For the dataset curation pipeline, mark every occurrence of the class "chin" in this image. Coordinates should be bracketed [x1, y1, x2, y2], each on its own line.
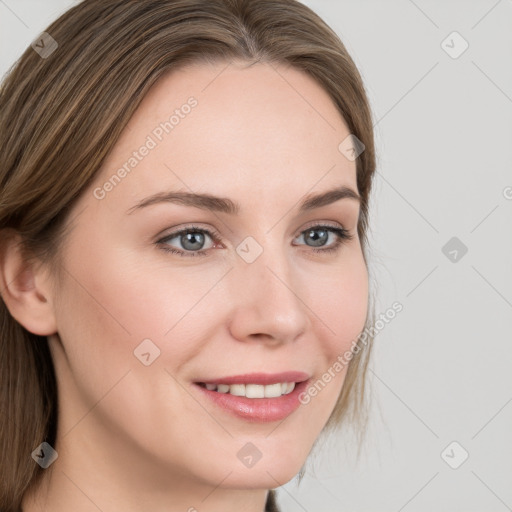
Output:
[202, 438, 313, 490]
[219, 463, 304, 490]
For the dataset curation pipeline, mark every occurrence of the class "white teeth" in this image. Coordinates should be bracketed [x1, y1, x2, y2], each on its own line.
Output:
[264, 383, 283, 398]
[217, 384, 230, 393]
[285, 382, 295, 394]
[246, 384, 265, 398]
[229, 384, 246, 396]
[202, 382, 296, 398]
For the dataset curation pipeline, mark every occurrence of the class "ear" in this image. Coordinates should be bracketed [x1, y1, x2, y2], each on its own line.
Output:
[0, 230, 58, 336]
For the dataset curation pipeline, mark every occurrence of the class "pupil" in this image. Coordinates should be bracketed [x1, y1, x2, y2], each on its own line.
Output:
[307, 229, 327, 247]
[182, 232, 204, 250]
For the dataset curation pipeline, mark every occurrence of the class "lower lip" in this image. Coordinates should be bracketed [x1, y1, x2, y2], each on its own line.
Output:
[194, 380, 310, 423]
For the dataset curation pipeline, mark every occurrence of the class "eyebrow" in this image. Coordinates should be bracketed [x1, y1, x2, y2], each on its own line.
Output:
[126, 185, 360, 215]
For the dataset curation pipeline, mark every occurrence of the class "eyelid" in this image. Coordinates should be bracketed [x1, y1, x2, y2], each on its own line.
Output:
[157, 223, 222, 242]
[293, 220, 346, 238]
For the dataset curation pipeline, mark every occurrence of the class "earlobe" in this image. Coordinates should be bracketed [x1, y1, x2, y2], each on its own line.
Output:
[0, 231, 58, 336]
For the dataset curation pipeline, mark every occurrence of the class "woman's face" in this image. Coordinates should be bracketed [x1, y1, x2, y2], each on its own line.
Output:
[45, 60, 368, 494]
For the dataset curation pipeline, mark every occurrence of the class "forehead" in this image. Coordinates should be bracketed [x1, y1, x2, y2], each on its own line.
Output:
[91, 60, 357, 210]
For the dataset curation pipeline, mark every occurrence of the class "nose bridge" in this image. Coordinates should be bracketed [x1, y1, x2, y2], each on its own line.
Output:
[227, 236, 310, 343]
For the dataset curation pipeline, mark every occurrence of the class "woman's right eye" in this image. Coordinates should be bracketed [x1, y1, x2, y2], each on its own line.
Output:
[157, 226, 219, 258]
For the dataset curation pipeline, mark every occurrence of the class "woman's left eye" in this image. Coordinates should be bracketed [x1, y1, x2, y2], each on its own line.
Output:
[156, 226, 219, 258]
[156, 224, 353, 258]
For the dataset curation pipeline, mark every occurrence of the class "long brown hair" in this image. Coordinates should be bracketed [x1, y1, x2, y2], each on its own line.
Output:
[0, 0, 376, 510]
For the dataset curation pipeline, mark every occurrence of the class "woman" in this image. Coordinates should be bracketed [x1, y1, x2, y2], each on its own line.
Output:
[0, 1, 376, 510]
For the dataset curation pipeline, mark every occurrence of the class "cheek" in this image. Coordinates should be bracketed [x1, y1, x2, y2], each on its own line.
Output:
[54, 239, 226, 385]
[51, 248, 204, 450]
[302, 250, 368, 408]
[51, 241, 162, 401]
[320, 250, 369, 355]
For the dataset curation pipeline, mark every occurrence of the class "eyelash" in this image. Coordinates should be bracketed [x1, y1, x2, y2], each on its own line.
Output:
[156, 223, 354, 258]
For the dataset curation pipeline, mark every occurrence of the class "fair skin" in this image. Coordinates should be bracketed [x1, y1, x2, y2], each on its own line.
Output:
[2, 60, 368, 512]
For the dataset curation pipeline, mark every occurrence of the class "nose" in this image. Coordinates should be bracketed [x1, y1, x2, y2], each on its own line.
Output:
[227, 242, 311, 346]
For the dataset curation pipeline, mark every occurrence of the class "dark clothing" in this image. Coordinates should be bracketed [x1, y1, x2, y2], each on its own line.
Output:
[265, 490, 280, 511]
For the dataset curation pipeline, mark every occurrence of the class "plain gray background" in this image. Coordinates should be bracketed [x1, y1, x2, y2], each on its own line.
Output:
[1, 1, 511, 511]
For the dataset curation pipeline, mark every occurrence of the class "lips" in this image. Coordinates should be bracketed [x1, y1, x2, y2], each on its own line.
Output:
[193, 371, 311, 422]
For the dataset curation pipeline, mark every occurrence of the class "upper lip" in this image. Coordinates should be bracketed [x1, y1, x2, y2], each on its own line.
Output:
[196, 371, 310, 386]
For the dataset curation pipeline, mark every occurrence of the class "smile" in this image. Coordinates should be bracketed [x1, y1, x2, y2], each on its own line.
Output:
[193, 371, 310, 422]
